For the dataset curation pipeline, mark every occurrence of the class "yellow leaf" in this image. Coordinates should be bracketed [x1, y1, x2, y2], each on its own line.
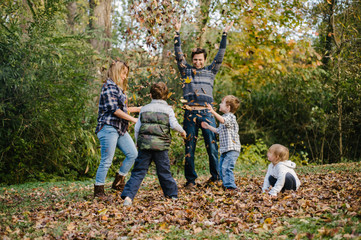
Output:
[265, 218, 272, 224]
[184, 77, 192, 83]
[282, 195, 292, 200]
[98, 208, 108, 215]
[133, 93, 136, 101]
[159, 222, 167, 230]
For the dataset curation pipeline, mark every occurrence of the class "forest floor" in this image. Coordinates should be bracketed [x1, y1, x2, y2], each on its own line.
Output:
[0, 162, 360, 239]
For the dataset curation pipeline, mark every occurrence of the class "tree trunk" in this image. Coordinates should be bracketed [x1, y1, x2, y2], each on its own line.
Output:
[67, 2, 77, 33]
[322, 0, 335, 68]
[20, 0, 32, 35]
[337, 97, 343, 161]
[89, 0, 112, 52]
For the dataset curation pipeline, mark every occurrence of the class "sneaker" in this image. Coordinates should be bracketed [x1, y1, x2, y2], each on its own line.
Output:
[204, 177, 220, 187]
[184, 182, 196, 190]
[166, 196, 178, 200]
[123, 196, 132, 206]
[225, 187, 239, 194]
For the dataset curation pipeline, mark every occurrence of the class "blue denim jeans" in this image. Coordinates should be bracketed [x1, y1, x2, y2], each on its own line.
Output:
[121, 150, 178, 200]
[219, 150, 239, 189]
[95, 124, 138, 185]
[183, 109, 219, 184]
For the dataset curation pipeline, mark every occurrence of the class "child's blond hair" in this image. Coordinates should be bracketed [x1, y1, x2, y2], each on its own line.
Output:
[107, 60, 129, 91]
[223, 95, 240, 114]
[268, 144, 289, 164]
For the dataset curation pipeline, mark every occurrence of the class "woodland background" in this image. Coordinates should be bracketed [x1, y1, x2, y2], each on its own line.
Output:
[1, 0, 360, 184]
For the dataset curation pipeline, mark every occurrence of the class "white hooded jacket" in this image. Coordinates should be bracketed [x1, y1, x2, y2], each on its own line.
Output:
[262, 160, 301, 196]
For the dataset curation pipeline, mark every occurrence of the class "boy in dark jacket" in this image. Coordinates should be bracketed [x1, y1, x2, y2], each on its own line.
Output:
[121, 82, 186, 206]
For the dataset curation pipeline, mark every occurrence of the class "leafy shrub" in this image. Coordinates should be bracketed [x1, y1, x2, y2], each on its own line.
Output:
[0, 1, 99, 183]
[237, 139, 269, 172]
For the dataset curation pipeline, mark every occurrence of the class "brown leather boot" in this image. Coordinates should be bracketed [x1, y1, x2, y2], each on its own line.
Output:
[94, 185, 106, 198]
[111, 173, 125, 191]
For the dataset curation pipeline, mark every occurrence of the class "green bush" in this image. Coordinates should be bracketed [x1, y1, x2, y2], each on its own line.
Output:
[237, 139, 269, 171]
[0, 1, 99, 184]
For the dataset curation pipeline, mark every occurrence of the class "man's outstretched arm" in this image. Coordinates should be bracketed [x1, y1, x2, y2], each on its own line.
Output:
[174, 19, 187, 75]
[210, 20, 234, 74]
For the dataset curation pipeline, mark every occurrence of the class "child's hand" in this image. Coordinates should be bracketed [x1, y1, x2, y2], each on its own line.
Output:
[205, 103, 214, 113]
[180, 131, 187, 139]
[201, 121, 209, 129]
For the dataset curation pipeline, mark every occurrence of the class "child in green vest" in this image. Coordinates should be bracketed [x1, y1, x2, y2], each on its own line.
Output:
[121, 82, 186, 206]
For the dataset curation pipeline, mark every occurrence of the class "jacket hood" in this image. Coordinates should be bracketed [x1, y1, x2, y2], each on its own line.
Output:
[278, 160, 296, 169]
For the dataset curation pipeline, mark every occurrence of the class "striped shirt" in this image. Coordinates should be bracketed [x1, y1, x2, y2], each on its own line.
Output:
[95, 79, 128, 136]
[174, 32, 228, 106]
[216, 113, 241, 154]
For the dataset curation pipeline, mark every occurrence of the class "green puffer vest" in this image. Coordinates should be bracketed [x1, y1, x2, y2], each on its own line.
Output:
[137, 111, 171, 151]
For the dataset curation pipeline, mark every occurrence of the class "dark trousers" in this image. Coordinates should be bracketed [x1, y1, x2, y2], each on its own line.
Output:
[183, 109, 220, 184]
[269, 172, 297, 192]
[121, 150, 178, 200]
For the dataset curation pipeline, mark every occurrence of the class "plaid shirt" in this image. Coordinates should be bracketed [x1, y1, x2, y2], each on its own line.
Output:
[216, 113, 241, 154]
[95, 79, 128, 136]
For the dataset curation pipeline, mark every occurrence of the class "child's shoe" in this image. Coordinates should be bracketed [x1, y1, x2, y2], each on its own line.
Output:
[184, 182, 196, 190]
[225, 187, 239, 195]
[166, 195, 178, 200]
[123, 196, 132, 206]
[204, 177, 221, 188]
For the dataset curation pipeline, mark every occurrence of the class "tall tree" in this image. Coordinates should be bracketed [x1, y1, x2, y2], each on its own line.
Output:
[89, 0, 112, 52]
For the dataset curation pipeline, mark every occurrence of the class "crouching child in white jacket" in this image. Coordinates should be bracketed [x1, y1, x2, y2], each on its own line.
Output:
[262, 144, 301, 196]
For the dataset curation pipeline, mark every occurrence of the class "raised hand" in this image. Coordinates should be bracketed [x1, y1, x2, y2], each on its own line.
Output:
[223, 20, 234, 33]
[174, 18, 181, 32]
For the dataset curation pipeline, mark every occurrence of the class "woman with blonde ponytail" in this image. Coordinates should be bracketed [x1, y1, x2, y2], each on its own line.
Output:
[94, 60, 141, 198]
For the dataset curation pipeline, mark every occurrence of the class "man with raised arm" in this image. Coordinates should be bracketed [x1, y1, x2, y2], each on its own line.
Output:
[174, 20, 234, 189]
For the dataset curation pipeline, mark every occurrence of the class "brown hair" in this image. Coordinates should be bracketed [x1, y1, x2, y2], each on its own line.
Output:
[150, 82, 168, 100]
[191, 48, 207, 60]
[268, 144, 289, 164]
[223, 95, 240, 113]
[107, 60, 129, 91]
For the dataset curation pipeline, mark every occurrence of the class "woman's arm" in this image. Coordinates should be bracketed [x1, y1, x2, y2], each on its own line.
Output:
[128, 106, 141, 113]
[114, 109, 138, 124]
